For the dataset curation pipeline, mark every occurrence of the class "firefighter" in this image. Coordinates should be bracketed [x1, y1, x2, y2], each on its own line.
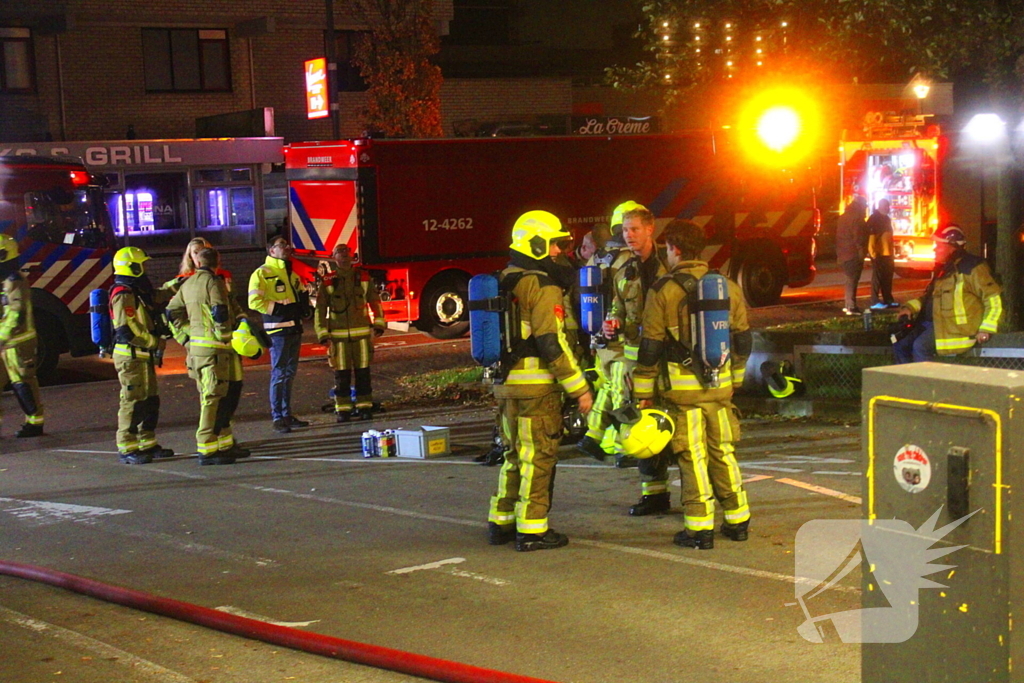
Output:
[633, 220, 752, 549]
[109, 247, 174, 464]
[578, 201, 649, 461]
[0, 234, 44, 438]
[488, 210, 593, 552]
[314, 243, 386, 422]
[895, 225, 1002, 363]
[248, 236, 309, 434]
[580, 206, 667, 469]
[167, 248, 247, 464]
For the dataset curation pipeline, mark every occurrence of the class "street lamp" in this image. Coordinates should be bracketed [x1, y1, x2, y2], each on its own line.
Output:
[964, 113, 1007, 146]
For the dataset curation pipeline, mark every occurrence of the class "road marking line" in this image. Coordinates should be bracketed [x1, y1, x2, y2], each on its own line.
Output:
[52, 449, 120, 454]
[214, 605, 320, 627]
[775, 478, 862, 505]
[0, 605, 198, 682]
[387, 557, 465, 574]
[0, 497, 132, 525]
[742, 464, 805, 473]
[443, 568, 510, 586]
[744, 474, 775, 484]
[812, 471, 861, 476]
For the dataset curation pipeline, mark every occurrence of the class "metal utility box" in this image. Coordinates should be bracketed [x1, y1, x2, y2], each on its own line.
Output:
[862, 363, 1024, 682]
[394, 426, 450, 459]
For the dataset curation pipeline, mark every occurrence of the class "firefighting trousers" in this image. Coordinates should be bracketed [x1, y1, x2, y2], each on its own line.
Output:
[329, 336, 374, 412]
[488, 391, 563, 535]
[193, 352, 243, 455]
[584, 352, 633, 451]
[115, 355, 160, 453]
[644, 400, 750, 531]
[2, 341, 43, 427]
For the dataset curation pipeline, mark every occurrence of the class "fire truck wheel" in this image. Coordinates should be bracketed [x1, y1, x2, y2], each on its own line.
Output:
[34, 310, 63, 381]
[418, 275, 470, 339]
[738, 252, 786, 307]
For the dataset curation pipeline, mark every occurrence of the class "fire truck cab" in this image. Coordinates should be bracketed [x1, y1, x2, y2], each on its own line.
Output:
[0, 156, 115, 377]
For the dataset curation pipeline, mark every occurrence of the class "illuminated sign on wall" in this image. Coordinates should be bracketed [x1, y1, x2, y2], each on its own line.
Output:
[305, 58, 329, 120]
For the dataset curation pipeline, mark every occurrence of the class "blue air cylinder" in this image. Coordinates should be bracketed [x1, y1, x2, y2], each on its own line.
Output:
[578, 266, 604, 337]
[468, 273, 502, 367]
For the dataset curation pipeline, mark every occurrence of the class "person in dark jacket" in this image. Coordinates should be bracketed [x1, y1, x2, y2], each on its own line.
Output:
[835, 196, 868, 315]
[866, 198, 897, 309]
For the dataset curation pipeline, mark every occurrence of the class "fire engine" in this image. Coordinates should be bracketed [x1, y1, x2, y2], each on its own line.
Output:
[840, 114, 988, 276]
[285, 131, 820, 337]
[0, 156, 115, 377]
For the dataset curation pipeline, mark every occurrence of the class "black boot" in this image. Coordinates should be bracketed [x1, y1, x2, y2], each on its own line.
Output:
[614, 455, 639, 469]
[141, 445, 174, 459]
[515, 529, 569, 552]
[720, 520, 749, 541]
[487, 522, 516, 546]
[576, 436, 606, 461]
[119, 451, 153, 465]
[199, 451, 237, 466]
[228, 444, 251, 459]
[15, 423, 44, 438]
[674, 529, 714, 550]
[628, 492, 671, 516]
[336, 410, 352, 423]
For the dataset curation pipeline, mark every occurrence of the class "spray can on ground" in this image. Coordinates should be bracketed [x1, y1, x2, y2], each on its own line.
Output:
[362, 430, 380, 458]
[380, 430, 395, 458]
[863, 308, 873, 331]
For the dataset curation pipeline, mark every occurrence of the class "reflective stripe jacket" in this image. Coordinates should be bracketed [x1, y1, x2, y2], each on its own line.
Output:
[607, 249, 668, 360]
[110, 284, 158, 360]
[166, 268, 236, 357]
[633, 260, 750, 405]
[905, 253, 1002, 355]
[0, 273, 36, 349]
[247, 256, 304, 335]
[314, 267, 385, 342]
[492, 265, 589, 401]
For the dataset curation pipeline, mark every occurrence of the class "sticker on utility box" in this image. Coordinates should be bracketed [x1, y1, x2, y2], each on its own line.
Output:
[894, 445, 931, 493]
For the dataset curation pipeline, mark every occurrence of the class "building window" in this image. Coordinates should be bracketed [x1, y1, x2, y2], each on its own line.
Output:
[336, 31, 368, 92]
[192, 167, 258, 247]
[0, 28, 35, 92]
[142, 28, 231, 92]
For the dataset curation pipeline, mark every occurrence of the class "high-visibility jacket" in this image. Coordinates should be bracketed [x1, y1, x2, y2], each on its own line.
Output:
[247, 256, 304, 335]
[607, 248, 668, 361]
[492, 265, 589, 401]
[166, 268, 236, 357]
[904, 253, 1002, 355]
[314, 267, 385, 341]
[0, 273, 36, 350]
[110, 279, 159, 361]
[633, 260, 750, 404]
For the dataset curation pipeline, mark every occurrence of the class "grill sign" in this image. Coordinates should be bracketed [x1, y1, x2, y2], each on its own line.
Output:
[305, 58, 329, 120]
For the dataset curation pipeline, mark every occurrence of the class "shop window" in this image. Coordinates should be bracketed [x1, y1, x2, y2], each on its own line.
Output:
[109, 172, 191, 251]
[142, 28, 231, 92]
[0, 28, 35, 93]
[193, 166, 258, 248]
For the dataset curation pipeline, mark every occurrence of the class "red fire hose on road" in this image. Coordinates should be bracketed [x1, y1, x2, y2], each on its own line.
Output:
[0, 560, 561, 683]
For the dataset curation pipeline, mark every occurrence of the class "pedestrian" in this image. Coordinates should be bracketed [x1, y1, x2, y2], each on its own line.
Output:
[894, 225, 1002, 364]
[867, 198, 897, 309]
[167, 248, 248, 464]
[248, 236, 310, 434]
[164, 237, 234, 294]
[0, 234, 44, 438]
[836, 195, 868, 315]
[633, 219, 753, 549]
[487, 210, 593, 552]
[314, 243, 386, 422]
[108, 247, 174, 464]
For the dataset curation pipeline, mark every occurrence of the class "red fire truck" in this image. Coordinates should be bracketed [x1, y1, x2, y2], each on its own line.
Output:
[0, 156, 116, 376]
[285, 133, 820, 337]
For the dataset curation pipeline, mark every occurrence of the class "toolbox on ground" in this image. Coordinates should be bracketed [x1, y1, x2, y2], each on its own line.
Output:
[395, 426, 450, 459]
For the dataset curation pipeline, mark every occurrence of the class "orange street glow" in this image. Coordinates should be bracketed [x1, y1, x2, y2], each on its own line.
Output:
[757, 106, 801, 152]
[737, 87, 821, 167]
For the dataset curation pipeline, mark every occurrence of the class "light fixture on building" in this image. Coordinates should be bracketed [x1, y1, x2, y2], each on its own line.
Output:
[781, 21, 789, 27]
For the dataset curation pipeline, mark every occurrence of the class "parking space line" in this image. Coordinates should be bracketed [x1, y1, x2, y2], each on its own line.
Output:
[387, 557, 466, 574]
[775, 478, 862, 505]
[214, 605, 320, 628]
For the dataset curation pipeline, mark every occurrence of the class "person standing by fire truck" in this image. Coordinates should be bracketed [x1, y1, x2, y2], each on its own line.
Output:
[867, 198, 897, 310]
[0, 234, 44, 438]
[315, 243, 386, 422]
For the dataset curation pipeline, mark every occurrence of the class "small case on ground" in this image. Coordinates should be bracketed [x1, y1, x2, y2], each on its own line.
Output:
[395, 426, 451, 458]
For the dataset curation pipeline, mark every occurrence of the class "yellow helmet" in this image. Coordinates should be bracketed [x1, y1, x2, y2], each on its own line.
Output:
[761, 360, 804, 398]
[618, 409, 675, 459]
[113, 246, 150, 277]
[0, 233, 17, 263]
[610, 200, 647, 229]
[231, 319, 264, 359]
[510, 210, 570, 260]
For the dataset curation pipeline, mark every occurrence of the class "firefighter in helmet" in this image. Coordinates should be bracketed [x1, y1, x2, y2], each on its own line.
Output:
[110, 246, 174, 464]
[487, 210, 593, 552]
[0, 234, 44, 438]
[167, 247, 252, 465]
[314, 243, 386, 422]
[633, 220, 753, 549]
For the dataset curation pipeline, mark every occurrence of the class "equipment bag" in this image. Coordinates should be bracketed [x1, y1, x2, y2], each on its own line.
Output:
[89, 288, 113, 353]
[578, 266, 604, 336]
[671, 271, 731, 389]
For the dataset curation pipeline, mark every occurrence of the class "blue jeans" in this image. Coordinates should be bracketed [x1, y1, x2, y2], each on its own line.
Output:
[893, 321, 936, 364]
[269, 332, 301, 420]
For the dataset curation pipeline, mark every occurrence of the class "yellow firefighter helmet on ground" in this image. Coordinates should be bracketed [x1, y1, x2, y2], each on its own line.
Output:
[113, 246, 150, 277]
[618, 408, 675, 459]
[761, 360, 804, 398]
[0, 233, 18, 263]
[510, 210, 571, 260]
